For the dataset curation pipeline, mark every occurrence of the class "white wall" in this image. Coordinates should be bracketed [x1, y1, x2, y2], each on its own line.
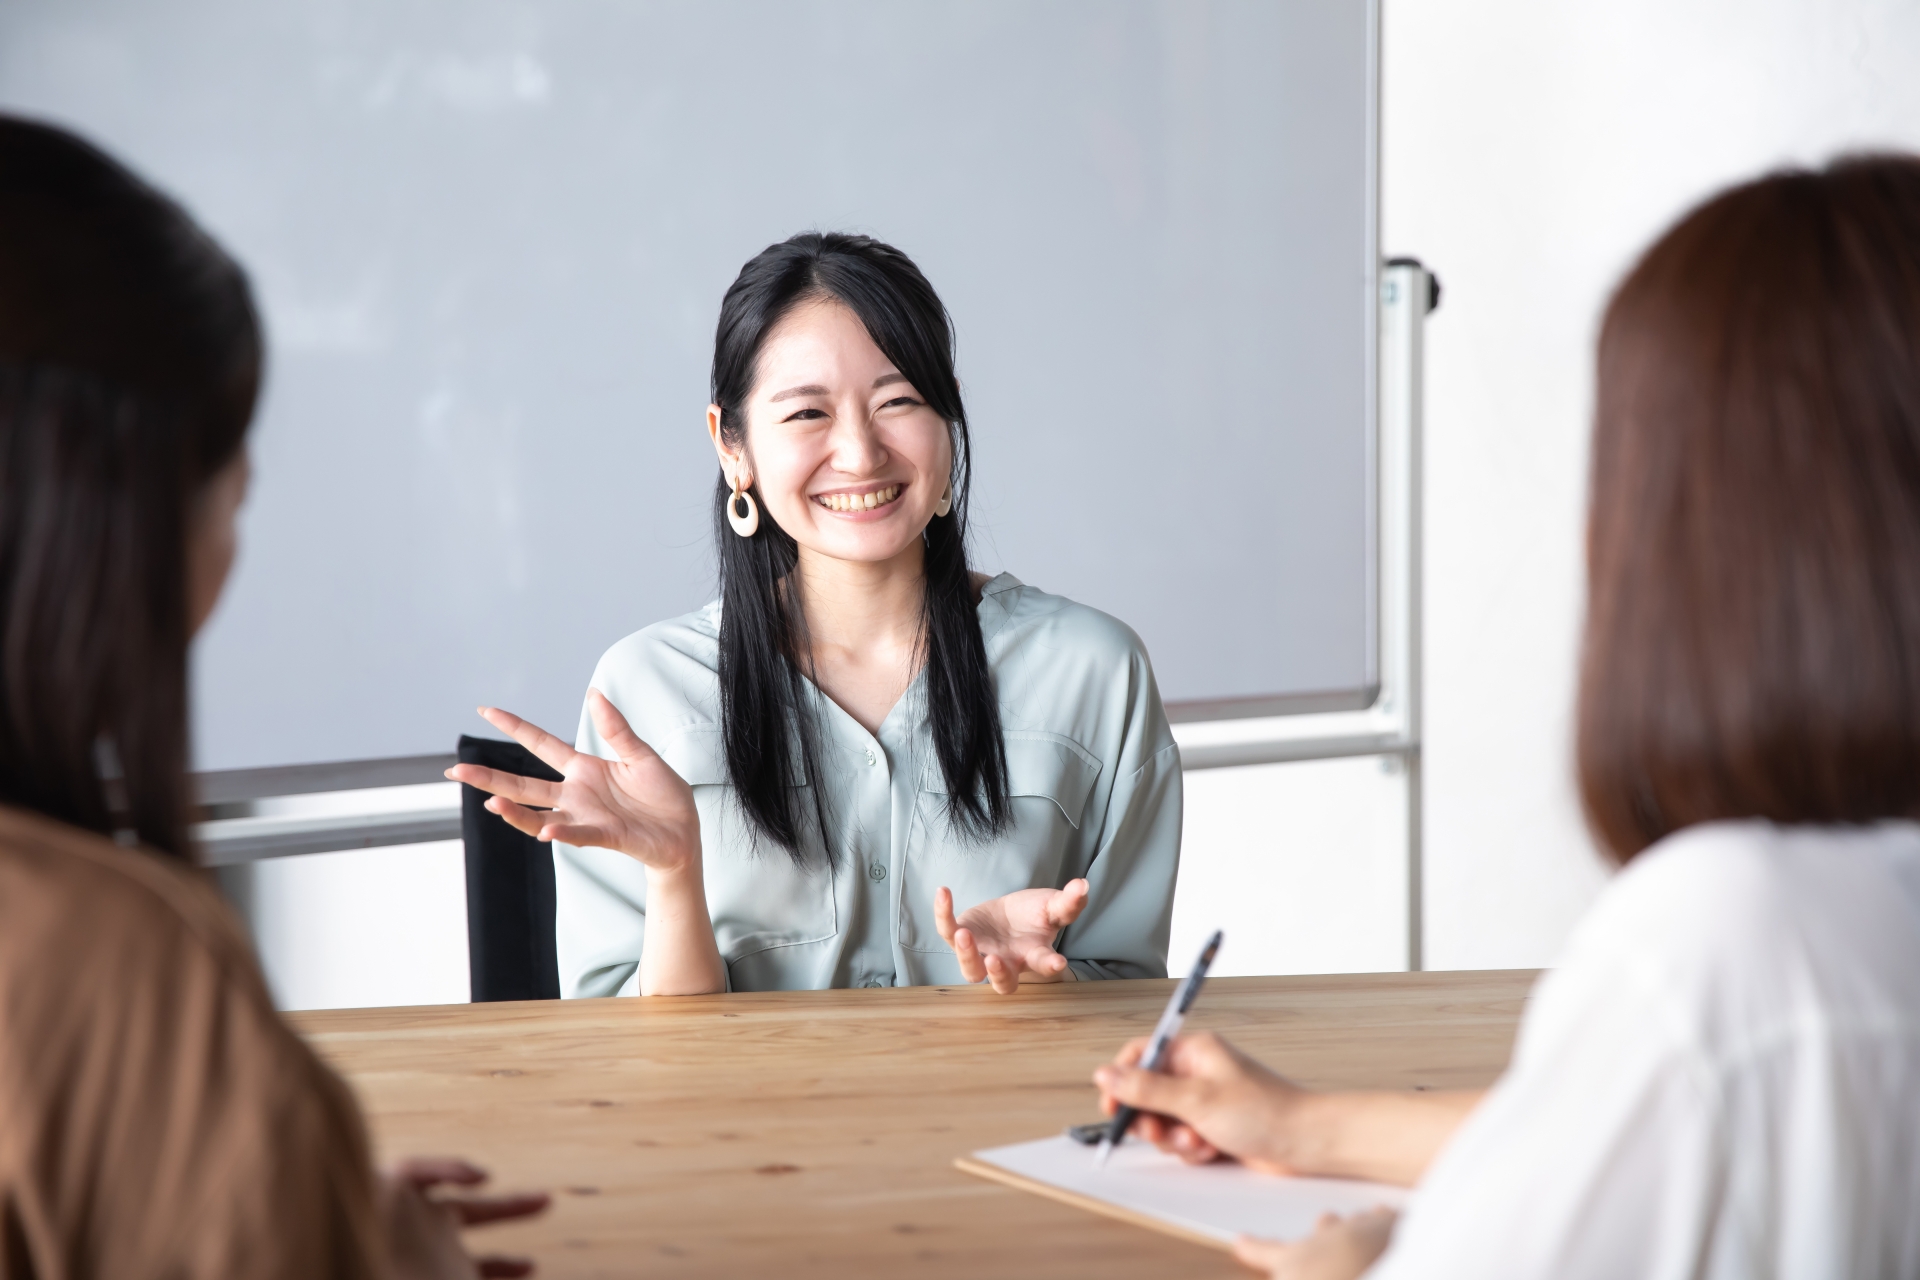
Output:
[1170, 756, 1409, 978]
[251, 841, 470, 1010]
[1382, 0, 1920, 968]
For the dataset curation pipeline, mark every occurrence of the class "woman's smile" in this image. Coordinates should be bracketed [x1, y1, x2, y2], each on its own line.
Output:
[813, 483, 904, 515]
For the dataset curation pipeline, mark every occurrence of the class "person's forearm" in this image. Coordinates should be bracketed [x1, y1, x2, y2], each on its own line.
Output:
[1285, 1089, 1484, 1187]
[638, 861, 726, 996]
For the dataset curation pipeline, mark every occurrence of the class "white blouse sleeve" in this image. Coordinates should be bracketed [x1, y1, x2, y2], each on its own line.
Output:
[1368, 824, 1920, 1280]
[1368, 951, 1725, 1280]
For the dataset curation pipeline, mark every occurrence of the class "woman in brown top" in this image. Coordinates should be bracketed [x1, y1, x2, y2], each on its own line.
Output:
[0, 117, 547, 1277]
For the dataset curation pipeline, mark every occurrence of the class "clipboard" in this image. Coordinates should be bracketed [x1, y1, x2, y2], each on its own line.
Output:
[955, 1135, 1407, 1250]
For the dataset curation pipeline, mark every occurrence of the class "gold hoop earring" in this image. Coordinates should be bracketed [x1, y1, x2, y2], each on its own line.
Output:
[934, 482, 953, 518]
[727, 466, 760, 537]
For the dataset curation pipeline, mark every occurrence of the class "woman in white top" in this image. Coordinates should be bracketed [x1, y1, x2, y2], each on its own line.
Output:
[1093, 155, 1920, 1277]
[452, 233, 1181, 996]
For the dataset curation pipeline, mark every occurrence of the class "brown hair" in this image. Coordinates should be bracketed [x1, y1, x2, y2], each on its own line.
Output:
[1578, 154, 1920, 861]
[0, 116, 260, 858]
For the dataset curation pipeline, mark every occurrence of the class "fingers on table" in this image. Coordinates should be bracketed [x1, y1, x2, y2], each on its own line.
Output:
[476, 1256, 536, 1279]
[443, 1192, 552, 1227]
[477, 705, 578, 775]
[950, 926, 989, 984]
[446, 762, 562, 808]
[981, 951, 1020, 995]
[393, 1157, 489, 1189]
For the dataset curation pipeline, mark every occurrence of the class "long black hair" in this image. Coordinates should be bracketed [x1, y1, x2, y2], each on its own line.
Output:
[0, 116, 260, 859]
[711, 232, 1009, 866]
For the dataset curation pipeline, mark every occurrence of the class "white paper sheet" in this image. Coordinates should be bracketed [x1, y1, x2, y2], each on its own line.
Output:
[966, 1135, 1408, 1245]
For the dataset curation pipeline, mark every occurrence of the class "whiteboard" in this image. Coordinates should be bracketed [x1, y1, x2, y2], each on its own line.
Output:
[0, 0, 1379, 770]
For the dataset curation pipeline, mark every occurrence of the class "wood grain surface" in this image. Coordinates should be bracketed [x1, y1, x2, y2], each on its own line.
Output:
[291, 971, 1536, 1279]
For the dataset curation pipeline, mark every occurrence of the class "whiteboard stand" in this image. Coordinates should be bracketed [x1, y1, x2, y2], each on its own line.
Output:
[1171, 258, 1432, 968]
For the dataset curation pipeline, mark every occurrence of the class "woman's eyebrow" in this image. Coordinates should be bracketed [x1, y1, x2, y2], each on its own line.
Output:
[768, 383, 829, 403]
[872, 373, 908, 390]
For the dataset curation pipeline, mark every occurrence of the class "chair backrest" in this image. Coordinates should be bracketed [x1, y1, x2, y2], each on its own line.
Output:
[458, 735, 562, 1001]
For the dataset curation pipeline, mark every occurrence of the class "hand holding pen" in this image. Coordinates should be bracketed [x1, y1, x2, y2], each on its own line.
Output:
[1090, 930, 1316, 1176]
[1092, 930, 1222, 1166]
[1092, 1029, 1312, 1175]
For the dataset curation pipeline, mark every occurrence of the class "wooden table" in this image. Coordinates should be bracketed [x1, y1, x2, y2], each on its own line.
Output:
[291, 971, 1535, 1279]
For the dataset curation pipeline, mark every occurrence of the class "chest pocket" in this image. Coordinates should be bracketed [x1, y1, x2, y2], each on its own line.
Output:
[899, 731, 1103, 953]
[656, 727, 838, 959]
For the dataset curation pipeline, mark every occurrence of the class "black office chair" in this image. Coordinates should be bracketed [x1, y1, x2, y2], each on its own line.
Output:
[459, 734, 563, 1001]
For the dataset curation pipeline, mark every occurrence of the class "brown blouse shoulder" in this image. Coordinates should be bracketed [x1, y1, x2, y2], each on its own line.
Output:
[0, 805, 386, 1279]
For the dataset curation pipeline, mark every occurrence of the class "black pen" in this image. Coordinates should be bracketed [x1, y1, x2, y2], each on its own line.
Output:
[1095, 929, 1223, 1167]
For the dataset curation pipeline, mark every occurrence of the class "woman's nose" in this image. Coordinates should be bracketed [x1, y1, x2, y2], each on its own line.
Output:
[828, 406, 888, 473]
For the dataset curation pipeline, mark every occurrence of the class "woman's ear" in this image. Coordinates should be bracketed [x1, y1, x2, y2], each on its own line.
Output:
[186, 447, 251, 637]
[707, 404, 749, 488]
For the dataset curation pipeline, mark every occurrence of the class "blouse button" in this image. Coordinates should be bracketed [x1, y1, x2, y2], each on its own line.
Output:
[868, 863, 887, 882]
[864, 747, 877, 765]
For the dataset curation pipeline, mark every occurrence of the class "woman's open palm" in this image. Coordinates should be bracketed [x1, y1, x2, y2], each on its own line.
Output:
[446, 690, 701, 875]
[935, 878, 1090, 994]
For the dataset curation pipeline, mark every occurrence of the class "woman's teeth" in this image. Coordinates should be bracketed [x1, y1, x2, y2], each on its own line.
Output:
[816, 485, 901, 512]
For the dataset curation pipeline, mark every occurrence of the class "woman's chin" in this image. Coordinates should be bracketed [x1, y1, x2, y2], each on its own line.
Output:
[793, 520, 929, 567]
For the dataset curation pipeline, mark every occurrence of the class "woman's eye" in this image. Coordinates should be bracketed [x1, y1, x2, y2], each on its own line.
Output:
[782, 408, 828, 422]
[880, 396, 923, 410]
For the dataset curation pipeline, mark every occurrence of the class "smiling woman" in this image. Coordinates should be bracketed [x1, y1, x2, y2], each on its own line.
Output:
[451, 232, 1183, 997]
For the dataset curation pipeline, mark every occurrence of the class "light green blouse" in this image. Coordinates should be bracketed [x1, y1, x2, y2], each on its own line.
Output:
[553, 573, 1182, 996]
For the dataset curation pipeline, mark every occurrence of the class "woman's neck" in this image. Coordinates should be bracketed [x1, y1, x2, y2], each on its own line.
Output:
[792, 541, 929, 735]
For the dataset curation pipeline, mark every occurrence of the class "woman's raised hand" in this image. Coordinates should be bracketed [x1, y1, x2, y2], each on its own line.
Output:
[1092, 1031, 1310, 1175]
[446, 690, 700, 877]
[933, 878, 1090, 994]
